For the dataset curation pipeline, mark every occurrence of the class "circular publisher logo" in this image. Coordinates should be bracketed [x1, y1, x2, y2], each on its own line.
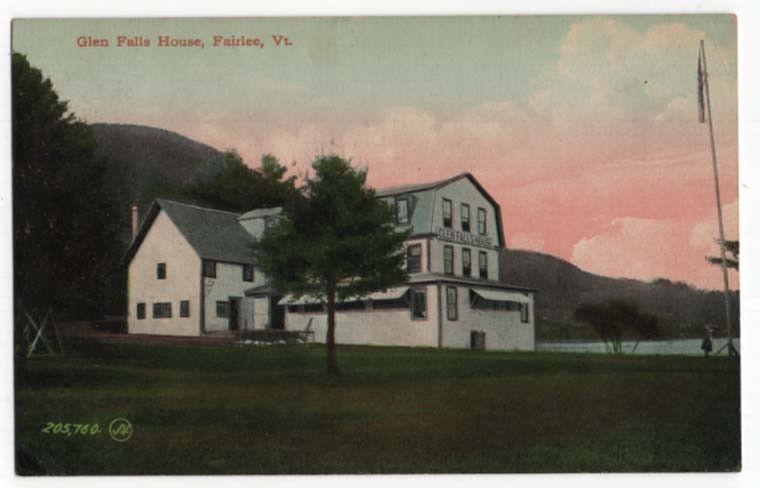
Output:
[108, 418, 133, 442]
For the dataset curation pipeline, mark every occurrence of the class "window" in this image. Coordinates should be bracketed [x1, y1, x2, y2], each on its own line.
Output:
[411, 288, 427, 319]
[479, 251, 488, 279]
[136, 302, 146, 320]
[180, 300, 190, 318]
[396, 197, 410, 225]
[520, 303, 530, 323]
[203, 259, 216, 278]
[462, 248, 472, 276]
[446, 286, 458, 321]
[407, 244, 422, 273]
[442, 198, 453, 228]
[216, 301, 230, 318]
[461, 203, 470, 232]
[156, 263, 166, 280]
[152, 302, 172, 318]
[444, 245, 454, 275]
[477, 207, 487, 235]
[243, 264, 254, 282]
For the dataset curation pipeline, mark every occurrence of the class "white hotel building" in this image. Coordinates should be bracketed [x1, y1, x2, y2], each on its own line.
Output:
[124, 173, 536, 351]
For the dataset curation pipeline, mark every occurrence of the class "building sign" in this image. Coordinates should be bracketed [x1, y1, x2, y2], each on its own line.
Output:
[436, 227, 493, 248]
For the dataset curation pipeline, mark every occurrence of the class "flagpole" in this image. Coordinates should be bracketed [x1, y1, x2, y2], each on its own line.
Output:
[700, 39, 736, 357]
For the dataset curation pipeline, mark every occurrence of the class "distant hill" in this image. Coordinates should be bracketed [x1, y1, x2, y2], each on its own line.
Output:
[90, 123, 738, 339]
[502, 249, 739, 340]
[91, 123, 223, 244]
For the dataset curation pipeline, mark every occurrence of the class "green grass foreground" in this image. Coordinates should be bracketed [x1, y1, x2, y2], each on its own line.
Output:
[15, 342, 740, 474]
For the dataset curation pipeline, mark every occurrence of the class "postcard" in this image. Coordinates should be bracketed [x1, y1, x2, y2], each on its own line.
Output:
[11, 15, 739, 475]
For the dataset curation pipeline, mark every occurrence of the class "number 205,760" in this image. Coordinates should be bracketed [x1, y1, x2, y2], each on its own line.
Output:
[41, 422, 101, 436]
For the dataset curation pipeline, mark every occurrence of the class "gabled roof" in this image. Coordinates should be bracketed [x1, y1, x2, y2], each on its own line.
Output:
[122, 199, 255, 266]
[375, 174, 461, 197]
[377, 172, 506, 247]
[123, 173, 508, 268]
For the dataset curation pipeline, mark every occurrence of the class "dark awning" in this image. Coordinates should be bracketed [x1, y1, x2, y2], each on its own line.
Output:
[471, 288, 530, 304]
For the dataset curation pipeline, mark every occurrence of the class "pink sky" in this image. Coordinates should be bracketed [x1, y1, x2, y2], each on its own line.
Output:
[182, 103, 737, 291]
[174, 19, 738, 290]
[14, 16, 737, 290]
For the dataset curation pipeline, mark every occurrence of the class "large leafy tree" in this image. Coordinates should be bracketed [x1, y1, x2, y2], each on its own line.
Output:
[252, 155, 409, 375]
[12, 52, 119, 319]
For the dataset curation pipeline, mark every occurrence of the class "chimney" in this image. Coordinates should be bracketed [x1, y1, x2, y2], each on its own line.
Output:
[131, 204, 139, 240]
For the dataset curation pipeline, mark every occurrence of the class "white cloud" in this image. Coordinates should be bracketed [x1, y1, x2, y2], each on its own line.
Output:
[570, 209, 738, 290]
[571, 217, 694, 282]
[529, 18, 734, 135]
[689, 200, 739, 252]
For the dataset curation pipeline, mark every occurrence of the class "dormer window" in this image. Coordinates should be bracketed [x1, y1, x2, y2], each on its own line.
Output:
[442, 199, 453, 228]
[396, 197, 410, 226]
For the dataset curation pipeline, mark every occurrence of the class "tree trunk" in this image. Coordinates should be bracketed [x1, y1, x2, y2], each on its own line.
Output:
[325, 286, 340, 376]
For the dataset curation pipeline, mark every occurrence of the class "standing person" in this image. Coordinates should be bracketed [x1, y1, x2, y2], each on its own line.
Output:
[701, 326, 713, 357]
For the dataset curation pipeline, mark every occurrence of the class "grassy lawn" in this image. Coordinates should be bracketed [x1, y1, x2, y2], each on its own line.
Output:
[15, 341, 740, 474]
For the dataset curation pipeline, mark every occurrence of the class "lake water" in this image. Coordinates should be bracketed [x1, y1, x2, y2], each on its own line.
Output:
[537, 338, 740, 356]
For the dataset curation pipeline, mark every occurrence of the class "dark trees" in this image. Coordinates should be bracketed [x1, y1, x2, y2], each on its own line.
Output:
[575, 300, 659, 353]
[185, 150, 297, 213]
[12, 52, 119, 319]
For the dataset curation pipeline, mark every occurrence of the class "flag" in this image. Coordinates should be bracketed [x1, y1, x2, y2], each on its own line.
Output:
[697, 48, 706, 123]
